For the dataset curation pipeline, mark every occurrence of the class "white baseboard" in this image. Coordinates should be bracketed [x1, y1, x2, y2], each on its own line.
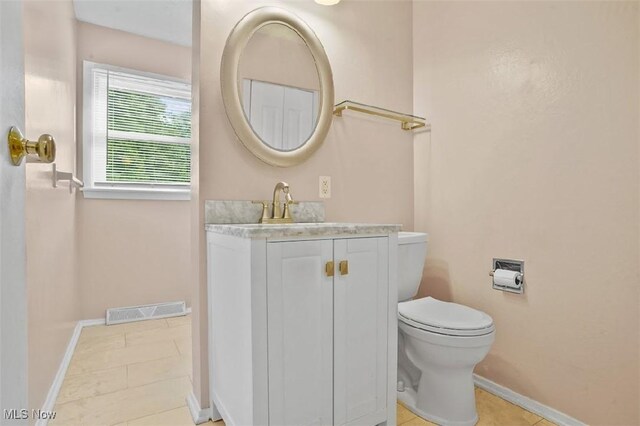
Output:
[35, 318, 104, 426]
[79, 318, 106, 327]
[37, 309, 193, 426]
[187, 391, 215, 424]
[473, 374, 586, 426]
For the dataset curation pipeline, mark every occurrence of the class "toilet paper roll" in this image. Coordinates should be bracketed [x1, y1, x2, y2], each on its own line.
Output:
[493, 269, 522, 289]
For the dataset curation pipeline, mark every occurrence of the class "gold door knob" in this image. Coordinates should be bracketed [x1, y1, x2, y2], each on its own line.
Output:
[8, 126, 56, 166]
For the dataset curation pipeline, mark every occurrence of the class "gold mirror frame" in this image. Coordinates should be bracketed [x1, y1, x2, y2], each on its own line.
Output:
[220, 7, 334, 167]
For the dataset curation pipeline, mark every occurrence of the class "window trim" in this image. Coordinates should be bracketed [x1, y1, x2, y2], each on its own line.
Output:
[82, 61, 192, 201]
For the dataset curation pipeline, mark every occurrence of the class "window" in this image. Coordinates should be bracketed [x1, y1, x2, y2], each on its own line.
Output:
[83, 61, 192, 200]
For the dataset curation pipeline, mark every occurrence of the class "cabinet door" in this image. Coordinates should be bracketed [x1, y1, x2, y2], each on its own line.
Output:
[267, 240, 334, 426]
[334, 238, 389, 426]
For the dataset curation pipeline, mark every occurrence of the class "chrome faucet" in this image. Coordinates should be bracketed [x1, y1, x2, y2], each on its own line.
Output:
[253, 181, 295, 224]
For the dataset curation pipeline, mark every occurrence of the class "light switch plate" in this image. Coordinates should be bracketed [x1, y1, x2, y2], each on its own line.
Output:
[319, 176, 331, 199]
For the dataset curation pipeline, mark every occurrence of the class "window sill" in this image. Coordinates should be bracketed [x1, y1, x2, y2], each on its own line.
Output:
[82, 186, 190, 201]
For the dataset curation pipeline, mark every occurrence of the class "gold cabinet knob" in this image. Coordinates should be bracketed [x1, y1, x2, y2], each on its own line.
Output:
[8, 126, 56, 166]
[339, 260, 349, 275]
[325, 261, 335, 277]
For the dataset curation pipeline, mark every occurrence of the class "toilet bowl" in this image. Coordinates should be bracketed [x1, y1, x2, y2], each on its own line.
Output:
[397, 232, 495, 426]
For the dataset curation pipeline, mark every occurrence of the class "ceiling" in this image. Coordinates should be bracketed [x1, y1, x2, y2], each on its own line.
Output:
[73, 0, 192, 47]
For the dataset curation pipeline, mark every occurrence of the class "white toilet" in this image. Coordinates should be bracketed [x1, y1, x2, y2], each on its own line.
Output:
[397, 232, 495, 426]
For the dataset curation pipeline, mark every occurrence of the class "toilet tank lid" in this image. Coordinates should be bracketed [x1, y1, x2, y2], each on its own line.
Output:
[398, 232, 428, 245]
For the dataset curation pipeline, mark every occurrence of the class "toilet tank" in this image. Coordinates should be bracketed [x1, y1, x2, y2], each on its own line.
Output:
[398, 232, 428, 302]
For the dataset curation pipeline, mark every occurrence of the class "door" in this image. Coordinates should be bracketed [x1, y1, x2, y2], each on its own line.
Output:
[281, 87, 315, 150]
[334, 238, 388, 426]
[248, 80, 284, 149]
[0, 0, 28, 421]
[244, 79, 317, 151]
[267, 240, 333, 426]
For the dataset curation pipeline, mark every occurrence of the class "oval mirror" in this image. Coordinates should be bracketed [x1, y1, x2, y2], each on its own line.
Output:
[239, 23, 320, 152]
[221, 7, 334, 167]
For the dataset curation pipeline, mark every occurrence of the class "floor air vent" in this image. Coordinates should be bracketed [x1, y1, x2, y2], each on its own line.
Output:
[106, 301, 187, 325]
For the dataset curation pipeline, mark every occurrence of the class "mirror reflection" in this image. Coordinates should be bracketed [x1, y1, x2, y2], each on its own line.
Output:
[238, 23, 320, 152]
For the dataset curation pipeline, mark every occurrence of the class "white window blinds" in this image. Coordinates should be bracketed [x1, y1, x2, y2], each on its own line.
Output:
[84, 62, 191, 198]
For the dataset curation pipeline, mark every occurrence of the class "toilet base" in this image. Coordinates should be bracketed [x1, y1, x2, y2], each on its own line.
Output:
[397, 388, 478, 426]
[397, 322, 495, 426]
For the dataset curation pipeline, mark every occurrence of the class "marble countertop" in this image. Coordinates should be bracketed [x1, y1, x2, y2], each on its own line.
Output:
[205, 222, 401, 239]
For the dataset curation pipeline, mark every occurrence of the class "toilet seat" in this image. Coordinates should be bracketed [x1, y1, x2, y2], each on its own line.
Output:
[399, 297, 495, 337]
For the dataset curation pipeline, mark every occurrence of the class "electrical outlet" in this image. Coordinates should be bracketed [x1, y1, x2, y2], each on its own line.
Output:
[319, 176, 331, 199]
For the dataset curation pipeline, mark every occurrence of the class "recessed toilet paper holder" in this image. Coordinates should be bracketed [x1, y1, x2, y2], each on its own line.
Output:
[489, 258, 524, 294]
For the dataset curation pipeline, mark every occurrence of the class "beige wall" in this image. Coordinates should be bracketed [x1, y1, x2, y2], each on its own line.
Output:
[191, 0, 415, 405]
[413, 2, 639, 424]
[24, 0, 81, 411]
[23, 8, 194, 409]
[75, 22, 192, 318]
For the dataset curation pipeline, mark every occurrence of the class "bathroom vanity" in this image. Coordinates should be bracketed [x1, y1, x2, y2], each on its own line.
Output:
[206, 222, 400, 426]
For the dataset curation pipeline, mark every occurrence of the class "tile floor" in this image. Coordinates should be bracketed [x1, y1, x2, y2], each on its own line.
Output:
[53, 315, 555, 426]
[396, 393, 555, 426]
[51, 315, 212, 425]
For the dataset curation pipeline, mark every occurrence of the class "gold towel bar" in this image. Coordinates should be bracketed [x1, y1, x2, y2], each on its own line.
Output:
[333, 100, 429, 131]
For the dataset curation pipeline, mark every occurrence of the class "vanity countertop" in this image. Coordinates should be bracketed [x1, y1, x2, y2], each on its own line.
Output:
[205, 222, 401, 239]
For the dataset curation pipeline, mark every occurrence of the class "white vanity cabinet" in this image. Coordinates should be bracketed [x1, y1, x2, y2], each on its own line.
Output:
[206, 225, 398, 426]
